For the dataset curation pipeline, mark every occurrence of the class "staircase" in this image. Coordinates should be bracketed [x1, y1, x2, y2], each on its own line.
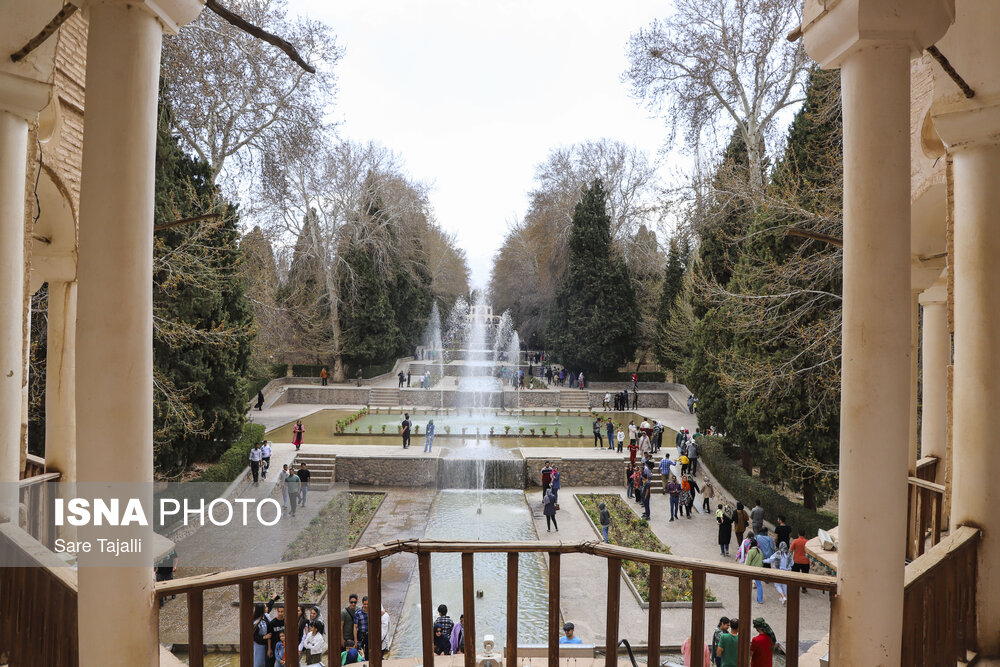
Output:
[559, 391, 591, 410]
[407, 362, 427, 378]
[292, 452, 336, 491]
[369, 387, 400, 407]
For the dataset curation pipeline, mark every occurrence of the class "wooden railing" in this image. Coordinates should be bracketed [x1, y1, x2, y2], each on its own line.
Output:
[0, 523, 79, 667]
[906, 457, 946, 560]
[902, 525, 979, 665]
[17, 471, 62, 548]
[21, 453, 46, 479]
[155, 538, 837, 667]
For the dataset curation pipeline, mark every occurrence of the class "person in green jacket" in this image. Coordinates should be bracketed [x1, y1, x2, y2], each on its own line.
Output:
[716, 618, 739, 667]
[745, 538, 765, 603]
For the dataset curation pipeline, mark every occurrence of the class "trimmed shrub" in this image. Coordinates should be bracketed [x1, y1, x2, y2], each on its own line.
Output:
[697, 436, 837, 537]
[196, 423, 265, 483]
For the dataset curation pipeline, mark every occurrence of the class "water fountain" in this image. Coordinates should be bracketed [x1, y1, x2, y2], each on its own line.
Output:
[423, 302, 445, 408]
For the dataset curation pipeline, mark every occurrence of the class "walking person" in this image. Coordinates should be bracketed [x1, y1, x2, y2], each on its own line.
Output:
[599, 501, 612, 542]
[733, 502, 750, 546]
[401, 413, 412, 449]
[297, 463, 311, 507]
[577, 371, 585, 389]
[541, 462, 553, 499]
[628, 436, 638, 464]
[756, 527, 776, 569]
[625, 462, 636, 499]
[790, 529, 811, 585]
[550, 467, 561, 503]
[659, 454, 674, 494]
[687, 394, 695, 414]
[701, 476, 715, 512]
[249, 442, 263, 485]
[606, 419, 615, 451]
[745, 538, 765, 603]
[688, 439, 699, 475]
[543, 488, 559, 532]
[284, 468, 301, 517]
[424, 419, 435, 453]
[256, 390, 265, 411]
[765, 541, 793, 605]
[277, 464, 290, 514]
[667, 475, 682, 521]
[774, 516, 791, 550]
[593, 417, 604, 448]
[750, 618, 777, 666]
[717, 504, 733, 556]
[750, 500, 765, 535]
[641, 464, 652, 519]
[260, 440, 272, 480]
[397, 371, 405, 388]
[406, 370, 411, 387]
[320, 367, 328, 386]
[292, 419, 304, 451]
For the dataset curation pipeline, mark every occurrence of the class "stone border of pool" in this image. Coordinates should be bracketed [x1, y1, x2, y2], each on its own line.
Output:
[572, 493, 724, 610]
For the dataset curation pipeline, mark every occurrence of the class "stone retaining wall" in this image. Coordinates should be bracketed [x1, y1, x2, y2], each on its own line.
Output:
[522, 456, 625, 488]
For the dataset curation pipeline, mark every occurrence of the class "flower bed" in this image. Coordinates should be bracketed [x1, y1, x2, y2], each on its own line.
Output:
[254, 492, 384, 602]
[578, 494, 715, 604]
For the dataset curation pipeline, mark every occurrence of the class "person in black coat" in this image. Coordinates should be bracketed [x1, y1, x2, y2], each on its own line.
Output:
[717, 504, 733, 557]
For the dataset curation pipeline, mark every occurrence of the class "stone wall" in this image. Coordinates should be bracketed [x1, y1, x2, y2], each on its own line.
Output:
[283, 387, 372, 405]
[523, 456, 625, 488]
[335, 456, 438, 487]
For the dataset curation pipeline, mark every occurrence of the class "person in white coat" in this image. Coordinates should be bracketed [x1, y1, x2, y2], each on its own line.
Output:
[300, 619, 327, 664]
[764, 541, 794, 605]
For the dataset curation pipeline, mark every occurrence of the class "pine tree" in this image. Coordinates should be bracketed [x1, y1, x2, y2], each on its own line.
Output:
[153, 102, 254, 473]
[655, 235, 690, 371]
[546, 179, 639, 376]
[339, 246, 400, 370]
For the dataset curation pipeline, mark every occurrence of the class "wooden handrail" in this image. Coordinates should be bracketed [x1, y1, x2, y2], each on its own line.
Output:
[16, 471, 62, 487]
[907, 476, 946, 494]
[905, 525, 980, 587]
[155, 538, 838, 597]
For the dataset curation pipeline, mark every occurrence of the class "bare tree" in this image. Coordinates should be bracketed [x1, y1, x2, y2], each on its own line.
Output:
[625, 0, 808, 192]
[162, 0, 343, 189]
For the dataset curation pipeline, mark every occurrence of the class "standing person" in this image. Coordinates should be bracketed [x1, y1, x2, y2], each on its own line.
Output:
[297, 463, 311, 507]
[627, 435, 638, 464]
[284, 468, 301, 517]
[578, 371, 585, 389]
[249, 442, 263, 485]
[540, 462, 553, 498]
[155, 549, 178, 608]
[593, 417, 604, 448]
[750, 618, 777, 667]
[266, 605, 286, 667]
[341, 594, 359, 650]
[659, 454, 674, 494]
[733, 503, 750, 546]
[678, 453, 690, 477]
[675, 428, 685, 454]
[320, 367, 328, 386]
[603, 392, 611, 410]
[630, 387, 637, 409]
[292, 420, 304, 451]
[302, 620, 327, 665]
[401, 413, 412, 449]
[260, 440, 272, 480]
[599, 501, 612, 542]
[681, 635, 712, 667]
[606, 419, 615, 451]
[746, 538, 765, 603]
[406, 369, 411, 387]
[256, 390, 265, 411]
[616, 427, 625, 453]
[639, 431, 652, 458]
[433, 604, 455, 640]
[750, 500, 765, 535]
[424, 419, 436, 453]
[449, 614, 465, 654]
[253, 603, 271, 667]
[687, 394, 695, 414]
[397, 371, 405, 388]
[790, 529, 811, 583]
[628, 420, 637, 451]
[569, 370, 575, 388]
[379, 607, 390, 658]
[667, 475, 682, 521]
[688, 439, 699, 475]
[543, 488, 559, 532]
[353, 596, 370, 659]
[685, 475, 700, 517]
[625, 462, 636, 499]
[710, 617, 731, 667]
[715, 618, 739, 667]
[774, 516, 791, 550]
[717, 504, 733, 556]
[550, 468, 561, 502]
[424, 370, 431, 388]
[765, 542, 793, 605]
[641, 465, 652, 519]
[679, 475, 695, 518]
[701, 477, 715, 512]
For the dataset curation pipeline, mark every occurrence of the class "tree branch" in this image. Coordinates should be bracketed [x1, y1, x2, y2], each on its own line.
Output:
[205, 0, 316, 73]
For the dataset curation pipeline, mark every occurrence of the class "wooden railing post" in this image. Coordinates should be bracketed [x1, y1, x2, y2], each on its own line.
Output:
[548, 552, 560, 667]
[647, 564, 662, 667]
[690, 570, 705, 667]
[367, 559, 382, 667]
[507, 552, 519, 665]
[738, 577, 751, 667]
[418, 553, 434, 667]
[285, 573, 299, 667]
[327, 567, 341, 651]
[462, 552, 476, 666]
[187, 590, 204, 667]
[239, 580, 254, 667]
[786, 584, 800, 667]
[606, 558, 622, 667]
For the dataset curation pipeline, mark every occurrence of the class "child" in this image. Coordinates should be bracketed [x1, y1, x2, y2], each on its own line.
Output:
[616, 427, 625, 453]
[275, 631, 286, 666]
[341, 639, 360, 665]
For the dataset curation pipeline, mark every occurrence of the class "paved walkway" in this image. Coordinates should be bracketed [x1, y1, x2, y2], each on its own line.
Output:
[528, 485, 830, 654]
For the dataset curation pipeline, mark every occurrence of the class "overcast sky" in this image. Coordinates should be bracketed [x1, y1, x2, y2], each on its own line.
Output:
[290, 0, 675, 288]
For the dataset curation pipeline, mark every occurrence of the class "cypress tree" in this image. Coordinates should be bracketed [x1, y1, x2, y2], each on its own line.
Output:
[655, 235, 689, 371]
[546, 179, 638, 376]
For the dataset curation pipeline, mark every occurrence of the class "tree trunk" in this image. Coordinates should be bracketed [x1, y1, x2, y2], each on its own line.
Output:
[802, 479, 818, 511]
[740, 447, 754, 475]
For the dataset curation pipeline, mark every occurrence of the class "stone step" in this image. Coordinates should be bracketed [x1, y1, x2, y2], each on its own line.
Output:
[559, 391, 591, 409]
[369, 387, 401, 406]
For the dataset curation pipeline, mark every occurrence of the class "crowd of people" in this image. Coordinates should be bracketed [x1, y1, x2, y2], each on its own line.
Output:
[252, 596, 337, 666]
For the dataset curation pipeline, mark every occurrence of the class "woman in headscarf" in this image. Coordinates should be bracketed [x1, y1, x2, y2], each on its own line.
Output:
[292, 419, 305, 450]
[764, 541, 794, 605]
[450, 613, 465, 654]
[716, 504, 733, 556]
[750, 617, 777, 667]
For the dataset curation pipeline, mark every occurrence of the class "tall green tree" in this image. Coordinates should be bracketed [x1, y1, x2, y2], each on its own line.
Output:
[655, 234, 690, 372]
[339, 247, 400, 369]
[546, 179, 639, 376]
[153, 102, 254, 473]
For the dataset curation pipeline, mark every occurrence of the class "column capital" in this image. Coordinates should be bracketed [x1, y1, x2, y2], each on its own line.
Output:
[70, 0, 204, 34]
[799, 0, 954, 68]
[919, 283, 947, 307]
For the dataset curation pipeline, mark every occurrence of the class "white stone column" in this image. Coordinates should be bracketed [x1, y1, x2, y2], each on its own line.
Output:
[45, 280, 76, 481]
[908, 289, 920, 474]
[74, 1, 201, 664]
[951, 143, 1000, 659]
[0, 111, 28, 486]
[919, 282, 948, 479]
[831, 43, 914, 665]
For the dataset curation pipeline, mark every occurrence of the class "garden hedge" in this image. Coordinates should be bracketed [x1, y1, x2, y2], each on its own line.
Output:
[697, 435, 837, 538]
[196, 423, 266, 483]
